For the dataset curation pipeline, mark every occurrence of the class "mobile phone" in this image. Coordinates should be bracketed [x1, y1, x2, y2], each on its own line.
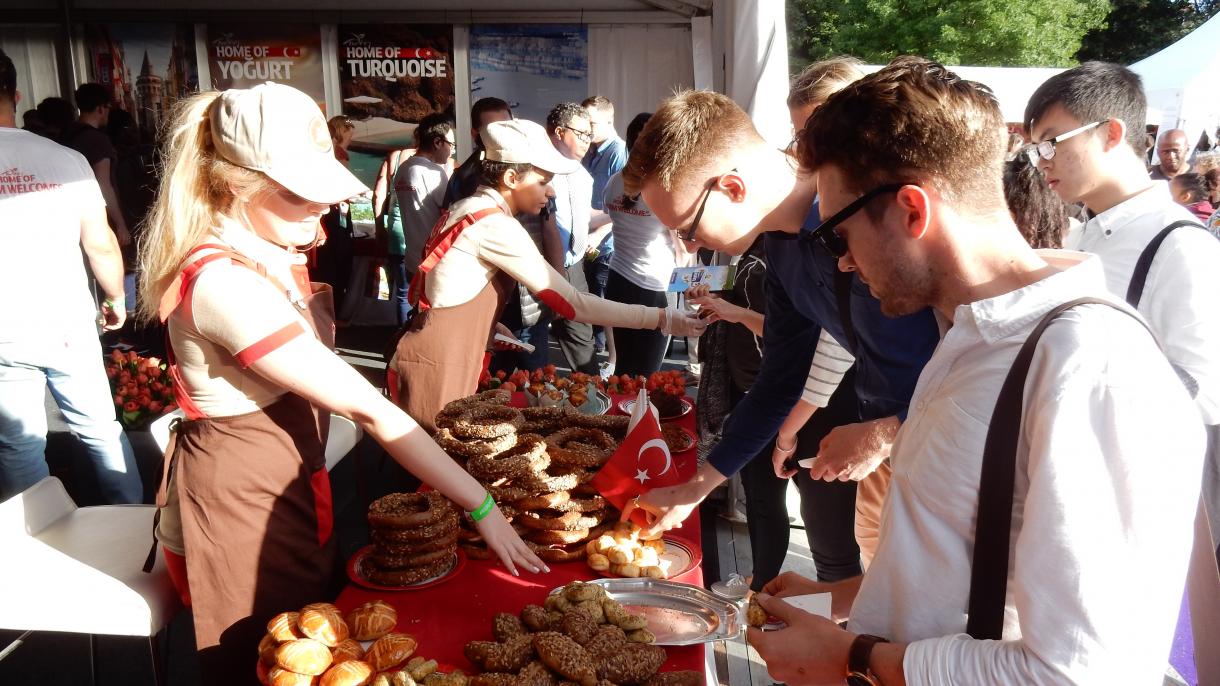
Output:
[782, 455, 818, 472]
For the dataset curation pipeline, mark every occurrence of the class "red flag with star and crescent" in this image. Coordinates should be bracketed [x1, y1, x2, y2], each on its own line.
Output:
[592, 389, 688, 528]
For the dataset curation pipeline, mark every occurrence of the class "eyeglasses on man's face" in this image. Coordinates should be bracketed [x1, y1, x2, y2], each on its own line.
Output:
[1032, 119, 1108, 161]
[677, 169, 738, 244]
[563, 125, 593, 143]
[808, 183, 908, 258]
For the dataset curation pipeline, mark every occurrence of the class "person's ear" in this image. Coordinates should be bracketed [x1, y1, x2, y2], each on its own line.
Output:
[503, 168, 520, 190]
[894, 185, 932, 240]
[1102, 118, 1128, 152]
[718, 171, 747, 203]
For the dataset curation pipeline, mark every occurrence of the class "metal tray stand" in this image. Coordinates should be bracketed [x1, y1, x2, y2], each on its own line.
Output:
[551, 578, 744, 646]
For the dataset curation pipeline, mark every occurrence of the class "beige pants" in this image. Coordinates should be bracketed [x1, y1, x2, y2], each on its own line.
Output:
[855, 460, 893, 570]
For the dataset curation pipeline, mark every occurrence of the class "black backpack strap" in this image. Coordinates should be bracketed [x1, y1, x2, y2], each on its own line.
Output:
[1125, 220, 1206, 308]
[966, 296, 1152, 639]
[834, 268, 858, 354]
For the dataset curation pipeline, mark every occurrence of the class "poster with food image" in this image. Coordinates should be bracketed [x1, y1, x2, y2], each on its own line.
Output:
[205, 23, 325, 108]
[469, 24, 588, 125]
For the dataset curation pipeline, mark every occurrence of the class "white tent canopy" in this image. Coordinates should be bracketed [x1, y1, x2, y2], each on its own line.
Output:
[1131, 12, 1220, 145]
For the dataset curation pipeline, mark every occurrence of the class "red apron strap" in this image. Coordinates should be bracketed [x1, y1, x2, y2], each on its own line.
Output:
[409, 207, 502, 312]
[310, 469, 334, 546]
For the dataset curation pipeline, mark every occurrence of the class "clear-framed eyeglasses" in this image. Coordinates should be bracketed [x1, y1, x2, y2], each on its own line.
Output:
[1032, 120, 1109, 161]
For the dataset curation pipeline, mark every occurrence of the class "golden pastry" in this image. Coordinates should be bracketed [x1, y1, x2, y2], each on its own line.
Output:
[299, 607, 350, 647]
[365, 633, 418, 672]
[347, 600, 398, 641]
[268, 611, 306, 642]
[267, 666, 320, 686]
[532, 632, 597, 686]
[319, 659, 374, 686]
[275, 638, 334, 676]
[331, 639, 365, 665]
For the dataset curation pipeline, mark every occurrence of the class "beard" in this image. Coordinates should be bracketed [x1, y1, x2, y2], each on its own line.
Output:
[862, 241, 938, 318]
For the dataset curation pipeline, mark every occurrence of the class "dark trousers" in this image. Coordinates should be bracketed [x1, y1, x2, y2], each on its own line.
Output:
[585, 250, 612, 349]
[605, 268, 668, 377]
[551, 264, 598, 374]
[386, 255, 410, 326]
[315, 209, 353, 314]
[739, 367, 864, 589]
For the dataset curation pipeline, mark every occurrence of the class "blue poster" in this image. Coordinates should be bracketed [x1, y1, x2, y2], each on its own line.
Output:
[469, 24, 588, 125]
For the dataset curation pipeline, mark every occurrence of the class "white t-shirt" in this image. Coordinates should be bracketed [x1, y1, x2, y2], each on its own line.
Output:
[0, 128, 107, 342]
[394, 156, 448, 274]
[604, 172, 675, 291]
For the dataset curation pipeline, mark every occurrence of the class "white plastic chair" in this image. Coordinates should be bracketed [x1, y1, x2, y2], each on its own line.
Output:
[148, 409, 362, 472]
[0, 477, 181, 684]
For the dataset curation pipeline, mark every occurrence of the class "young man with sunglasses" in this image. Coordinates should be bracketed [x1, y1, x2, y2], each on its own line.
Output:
[619, 89, 941, 563]
[747, 56, 1202, 686]
[543, 102, 603, 374]
[1027, 64, 1220, 566]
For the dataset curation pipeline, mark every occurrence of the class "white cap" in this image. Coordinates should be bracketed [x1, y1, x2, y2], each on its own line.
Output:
[482, 119, 580, 175]
[210, 82, 368, 204]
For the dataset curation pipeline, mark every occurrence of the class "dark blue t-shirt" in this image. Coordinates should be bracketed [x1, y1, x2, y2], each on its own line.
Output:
[705, 200, 941, 477]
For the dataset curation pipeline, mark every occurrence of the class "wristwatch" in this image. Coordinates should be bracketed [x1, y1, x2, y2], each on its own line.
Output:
[846, 633, 889, 686]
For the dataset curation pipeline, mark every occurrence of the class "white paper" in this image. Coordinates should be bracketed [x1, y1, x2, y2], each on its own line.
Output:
[797, 456, 817, 469]
[781, 593, 832, 619]
[493, 333, 535, 353]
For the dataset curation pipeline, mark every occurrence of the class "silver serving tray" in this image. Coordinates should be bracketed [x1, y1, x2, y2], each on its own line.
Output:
[550, 578, 743, 646]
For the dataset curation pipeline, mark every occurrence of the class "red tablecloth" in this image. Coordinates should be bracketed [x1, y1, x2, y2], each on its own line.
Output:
[334, 393, 706, 675]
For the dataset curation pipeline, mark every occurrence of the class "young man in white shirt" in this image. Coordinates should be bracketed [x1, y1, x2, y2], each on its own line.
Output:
[393, 113, 455, 280]
[747, 56, 1203, 686]
[0, 49, 141, 504]
[1026, 63, 1220, 566]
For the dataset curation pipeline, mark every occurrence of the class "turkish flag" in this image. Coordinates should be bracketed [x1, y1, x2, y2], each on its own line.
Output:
[592, 389, 685, 527]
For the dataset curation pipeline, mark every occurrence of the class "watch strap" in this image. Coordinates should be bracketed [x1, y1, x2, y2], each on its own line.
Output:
[847, 633, 889, 683]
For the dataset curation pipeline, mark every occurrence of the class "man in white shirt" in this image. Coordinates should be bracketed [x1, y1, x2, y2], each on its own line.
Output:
[543, 102, 600, 374]
[0, 49, 142, 504]
[1026, 62, 1220, 566]
[747, 56, 1202, 686]
[394, 113, 455, 278]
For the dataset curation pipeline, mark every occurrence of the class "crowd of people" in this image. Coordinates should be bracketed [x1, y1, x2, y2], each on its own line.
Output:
[2, 38, 1219, 686]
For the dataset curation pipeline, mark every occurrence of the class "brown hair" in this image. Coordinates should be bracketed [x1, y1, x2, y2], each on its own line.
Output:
[801, 56, 1006, 211]
[581, 95, 613, 113]
[622, 89, 761, 196]
[787, 56, 865, 109]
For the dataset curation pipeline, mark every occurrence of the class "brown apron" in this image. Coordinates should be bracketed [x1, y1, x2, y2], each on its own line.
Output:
[152, 245, 338, 684]
[390, 206, 512, 432]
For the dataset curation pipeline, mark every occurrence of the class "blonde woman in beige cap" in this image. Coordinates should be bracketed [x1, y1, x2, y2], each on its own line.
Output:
[388, 118, 706, 432]
[137, 83, 546, 680]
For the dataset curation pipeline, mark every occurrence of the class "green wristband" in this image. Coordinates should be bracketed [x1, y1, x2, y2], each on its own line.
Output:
[469, 492, 496, 522]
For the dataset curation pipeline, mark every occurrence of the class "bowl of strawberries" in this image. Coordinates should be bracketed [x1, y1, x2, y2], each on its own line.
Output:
[611, 371, 692, 420]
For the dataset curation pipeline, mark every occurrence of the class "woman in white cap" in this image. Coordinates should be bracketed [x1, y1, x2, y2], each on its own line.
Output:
[136, 84, 546, 680]
[389, 118, 705, 431]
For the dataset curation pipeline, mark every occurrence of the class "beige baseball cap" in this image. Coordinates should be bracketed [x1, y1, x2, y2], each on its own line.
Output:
[210, 82, 369, 204]
[482, 119, 580, 175]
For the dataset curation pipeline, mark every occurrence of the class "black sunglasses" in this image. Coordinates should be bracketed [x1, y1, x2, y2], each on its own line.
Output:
[808, 183, 908, 257]
[679, 169, 738, 243]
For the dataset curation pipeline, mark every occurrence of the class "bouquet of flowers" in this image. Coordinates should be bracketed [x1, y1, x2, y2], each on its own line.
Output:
[105, 350, 178, 428]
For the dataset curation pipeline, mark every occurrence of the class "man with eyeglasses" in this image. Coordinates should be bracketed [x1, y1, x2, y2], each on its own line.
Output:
[745, 55, 1203, 686]
[1026, 63, 1220, 573]
[543, 102, 603, 374]
[619, 89, 940, 556]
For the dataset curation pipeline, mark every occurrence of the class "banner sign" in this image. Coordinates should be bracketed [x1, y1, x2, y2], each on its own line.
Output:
[469, 24, 588, 125]
[337, 24, 455, 127]
[206, 23, 325, 107]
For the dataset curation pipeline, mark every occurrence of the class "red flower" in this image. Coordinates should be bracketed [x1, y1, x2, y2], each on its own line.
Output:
[501, 381, 517, 392]
[106, 367, 118, 378]
[126, 350, 138, 362]
[136, 373, 149, 385]
[113, 395, 123, 405]
[123, 401, 139, 412]
[148, 401, 163, 413]
[152, 381, 164, 392]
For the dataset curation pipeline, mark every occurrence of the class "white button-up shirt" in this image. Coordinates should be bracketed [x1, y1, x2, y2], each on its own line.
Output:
[848, 252, 1203, 685]
[1067, 182, 1220, 424]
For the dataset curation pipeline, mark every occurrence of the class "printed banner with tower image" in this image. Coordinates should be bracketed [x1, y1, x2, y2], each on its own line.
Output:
[205, 23, 325, 109]
[469, 24, 588, 125]
[82, 23, 199, 144]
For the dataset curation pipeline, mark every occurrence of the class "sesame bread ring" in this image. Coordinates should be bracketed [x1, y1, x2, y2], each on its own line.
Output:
[486, 482, 534, 502]
[467, 435, 549, 482]
[452, 405, 524, 440]
[576, 413, 630, 439]
[526, 541, 588, 563]
[514, 490, 572, 511]
[522, 405, 576, 421]
[519, 467, 582, 495]
[527, 527, 591, 545]
[367, 492, 453, 530]
[552, 494, 608, 513]
[435, 427, 518, 459]
[545, 428, 617, 469]
[518, 509, 606, 532]
[371, 509, 459, 542]
[459, 542, 494, 560]
[372, 544, 455, 570]
[572, 480, 601, 496]
[365, 554, 455, 586]
[372, 529, 459, 554]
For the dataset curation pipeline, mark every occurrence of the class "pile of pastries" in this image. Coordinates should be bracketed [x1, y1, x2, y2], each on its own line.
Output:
[258, 599, 467, 686]
[366, 492, 460, 587]
[585, 522, 672, 580]
[464, 581, 700, 686]
[432, 391, 631, 564]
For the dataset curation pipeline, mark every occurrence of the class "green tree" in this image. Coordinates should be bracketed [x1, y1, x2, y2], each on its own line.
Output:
[1076, 0, 1219, 63]
[789, 0, 1109, 68]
